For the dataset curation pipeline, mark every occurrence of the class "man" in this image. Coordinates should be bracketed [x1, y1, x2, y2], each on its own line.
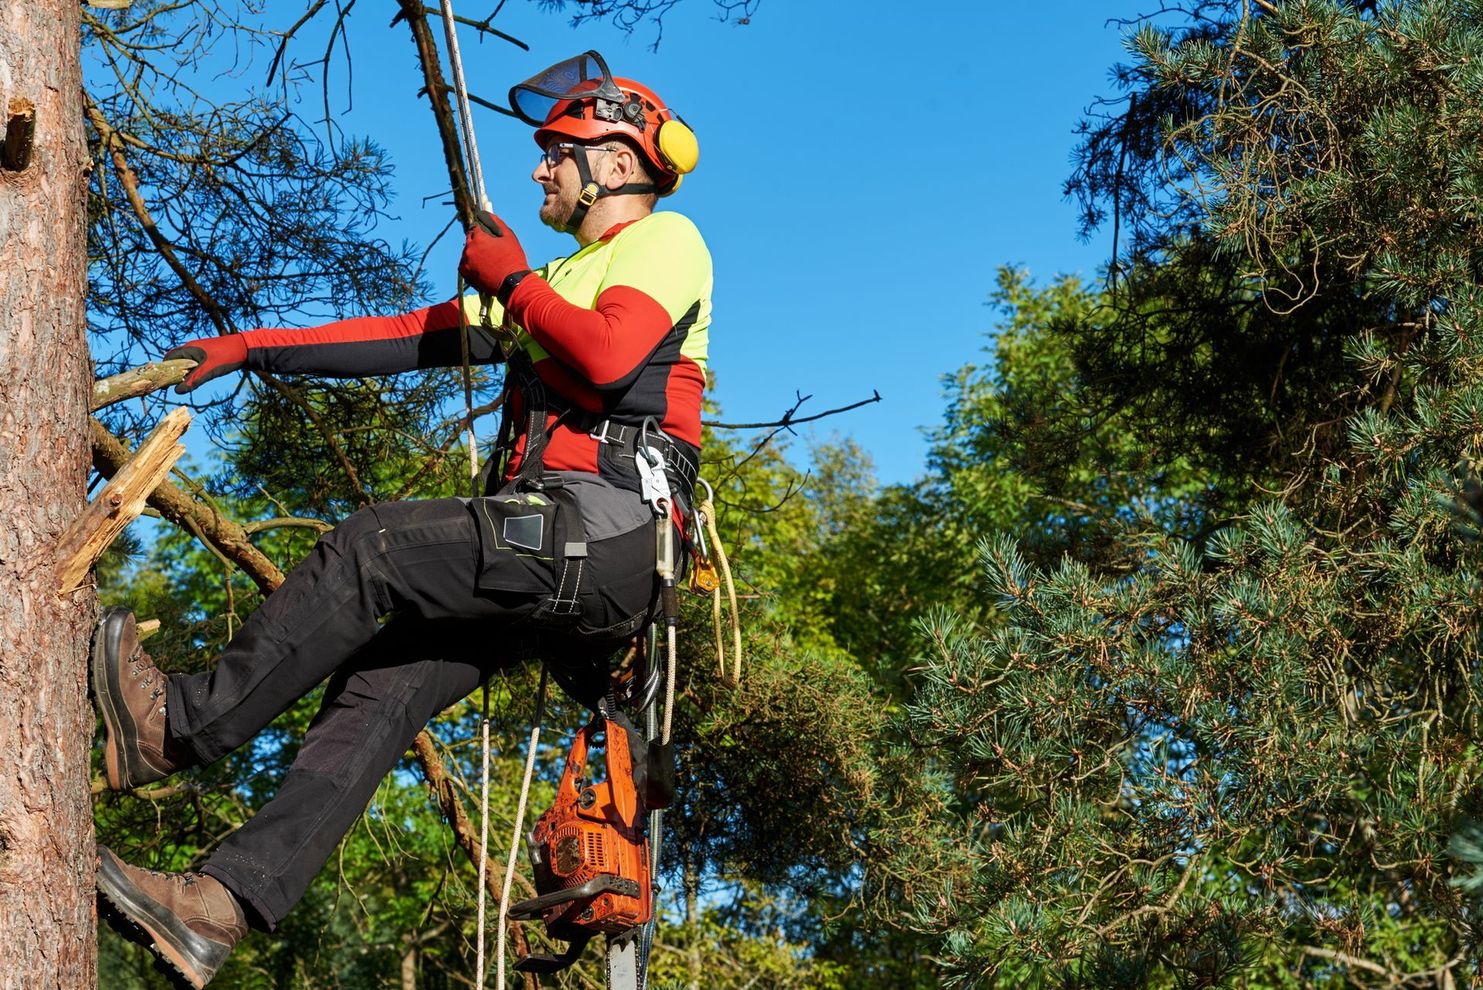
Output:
[92, 52, 709, 988]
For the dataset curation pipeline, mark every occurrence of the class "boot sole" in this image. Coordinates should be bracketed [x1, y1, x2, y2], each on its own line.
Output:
[97, 890, 198, 990]
[97, 848, 231, 989]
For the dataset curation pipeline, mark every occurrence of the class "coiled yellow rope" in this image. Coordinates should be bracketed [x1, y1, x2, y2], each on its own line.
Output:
[695, 492, 742, 688]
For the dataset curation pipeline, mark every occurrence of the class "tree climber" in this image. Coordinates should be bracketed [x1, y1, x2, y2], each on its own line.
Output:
[92, 52, 708, 989]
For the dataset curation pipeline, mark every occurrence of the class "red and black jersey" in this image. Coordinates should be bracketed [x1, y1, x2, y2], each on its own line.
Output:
[229, 212, 712, 493]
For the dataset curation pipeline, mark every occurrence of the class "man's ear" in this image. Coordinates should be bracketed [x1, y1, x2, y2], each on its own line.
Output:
[603, 146, 638, 191]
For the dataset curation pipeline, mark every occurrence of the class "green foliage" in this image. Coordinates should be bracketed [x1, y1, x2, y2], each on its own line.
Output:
[885, 1, 1483, 985]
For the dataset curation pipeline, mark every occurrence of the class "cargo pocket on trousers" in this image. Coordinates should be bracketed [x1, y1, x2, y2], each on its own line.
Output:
[469, 494, 559, 596]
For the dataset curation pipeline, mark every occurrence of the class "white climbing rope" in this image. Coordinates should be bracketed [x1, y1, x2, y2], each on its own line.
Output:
[497, 665, 548, 988]
[438, 0, 490, 212]
[430, 4, 499, 983]
[474, 686, 492, 988]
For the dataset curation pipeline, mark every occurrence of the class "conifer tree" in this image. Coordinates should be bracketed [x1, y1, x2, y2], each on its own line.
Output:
[892, 2, 1483, 985]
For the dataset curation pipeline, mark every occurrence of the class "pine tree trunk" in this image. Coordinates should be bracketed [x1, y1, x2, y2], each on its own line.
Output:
[0, 2, 95, 987]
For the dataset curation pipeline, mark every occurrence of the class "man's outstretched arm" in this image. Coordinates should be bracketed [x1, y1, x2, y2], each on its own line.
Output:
[164, 298, 501, 393]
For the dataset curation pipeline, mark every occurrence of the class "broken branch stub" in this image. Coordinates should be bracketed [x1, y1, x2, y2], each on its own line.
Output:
[56, 407, 190, 595]
[91, 358, 196, 410]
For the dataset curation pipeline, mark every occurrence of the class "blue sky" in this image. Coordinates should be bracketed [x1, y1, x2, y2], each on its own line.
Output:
[238, 2, 1133, 485]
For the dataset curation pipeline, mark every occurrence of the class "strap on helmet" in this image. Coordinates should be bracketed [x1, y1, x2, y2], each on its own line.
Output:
[562, 146, 659, 234]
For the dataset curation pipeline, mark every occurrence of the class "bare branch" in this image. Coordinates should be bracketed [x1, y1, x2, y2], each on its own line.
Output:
[703, 389, 882, 431]
[242, 516, 335, 535]
[417, 5, 529, 50]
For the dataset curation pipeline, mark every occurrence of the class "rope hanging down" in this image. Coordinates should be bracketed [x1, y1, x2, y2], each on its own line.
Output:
[496, 666, 548, 989]
[430, 3, 500, 986]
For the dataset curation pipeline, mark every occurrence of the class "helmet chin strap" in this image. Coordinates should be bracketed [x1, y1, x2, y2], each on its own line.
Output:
[561, 147, 660, 234]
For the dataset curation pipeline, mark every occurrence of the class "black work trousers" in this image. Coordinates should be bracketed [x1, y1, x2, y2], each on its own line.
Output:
[160, 497, 656, 929]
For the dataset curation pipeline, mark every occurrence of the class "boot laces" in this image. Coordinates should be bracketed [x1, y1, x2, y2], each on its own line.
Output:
[136, 865, 198, 889]
[129, 652, 166, 706]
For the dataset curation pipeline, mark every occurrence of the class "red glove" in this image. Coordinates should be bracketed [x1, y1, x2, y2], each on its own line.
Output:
[163, 335, 248, 393]
[458, 211, 532, 304]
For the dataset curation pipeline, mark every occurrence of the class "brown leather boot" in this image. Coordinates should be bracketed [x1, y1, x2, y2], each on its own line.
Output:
[97, 847, 247, 989]
[91, 607, 178, 789]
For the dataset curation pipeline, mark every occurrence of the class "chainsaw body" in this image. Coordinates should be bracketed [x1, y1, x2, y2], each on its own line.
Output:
[510, 713, 652, 971]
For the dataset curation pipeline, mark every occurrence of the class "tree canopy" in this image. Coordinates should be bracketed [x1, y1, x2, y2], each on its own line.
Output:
[79, 1, 1483, 988]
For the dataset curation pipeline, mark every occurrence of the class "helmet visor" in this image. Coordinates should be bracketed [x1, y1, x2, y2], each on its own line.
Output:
[509, 51, 627, 127]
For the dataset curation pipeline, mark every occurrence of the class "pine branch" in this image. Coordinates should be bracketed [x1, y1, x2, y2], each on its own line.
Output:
[91, 358, 195, 410]
[393, 0, 477, 229]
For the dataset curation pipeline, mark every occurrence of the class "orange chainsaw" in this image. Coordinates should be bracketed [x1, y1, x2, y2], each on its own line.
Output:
[509, 708, 671, 978]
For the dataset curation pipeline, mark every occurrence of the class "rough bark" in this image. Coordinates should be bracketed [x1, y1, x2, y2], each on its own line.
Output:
[0, 2, 95, 987]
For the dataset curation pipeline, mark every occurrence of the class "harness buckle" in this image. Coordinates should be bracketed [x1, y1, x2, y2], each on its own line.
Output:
[589, 419, 616, 444]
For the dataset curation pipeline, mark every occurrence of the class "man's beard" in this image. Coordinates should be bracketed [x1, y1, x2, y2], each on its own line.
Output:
[538, 189, 574, 232]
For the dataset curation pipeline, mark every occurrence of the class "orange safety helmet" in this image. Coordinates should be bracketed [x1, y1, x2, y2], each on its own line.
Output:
[510, 52, 698, 207]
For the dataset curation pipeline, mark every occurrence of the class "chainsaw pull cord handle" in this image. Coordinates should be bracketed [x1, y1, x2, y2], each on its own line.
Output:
[496, 664, 548, 989]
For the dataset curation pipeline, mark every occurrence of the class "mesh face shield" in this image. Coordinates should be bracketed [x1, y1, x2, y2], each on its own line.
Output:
[509, 51, 628, 127]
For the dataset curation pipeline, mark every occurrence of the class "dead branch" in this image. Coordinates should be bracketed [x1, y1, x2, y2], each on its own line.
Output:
[704, 390, 880, 495]
[266, 0, 331, 88]
[58, 408, 190, 595]
[427, 83, 517, 119]
[91, 358, 196, 410]
[90, 417, 287, 593]
[416, 6, 529, 50]
[703, 389, 881, 430]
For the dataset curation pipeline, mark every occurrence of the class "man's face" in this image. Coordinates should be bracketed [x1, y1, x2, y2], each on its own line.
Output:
[533, 142, 599, 231]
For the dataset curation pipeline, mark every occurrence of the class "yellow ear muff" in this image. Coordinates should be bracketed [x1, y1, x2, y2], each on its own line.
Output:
[656, 119, 699, 175]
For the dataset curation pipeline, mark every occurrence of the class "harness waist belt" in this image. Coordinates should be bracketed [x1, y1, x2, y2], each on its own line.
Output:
[585, 419, 699, 501]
